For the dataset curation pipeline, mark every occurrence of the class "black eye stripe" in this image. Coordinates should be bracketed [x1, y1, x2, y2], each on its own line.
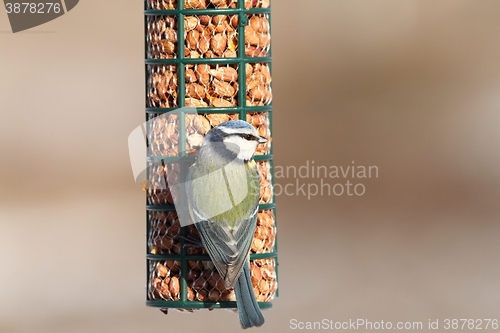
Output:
[228, 133, 259, 141]
[242, 133, 258, 141]
[227, 133, 259, 141]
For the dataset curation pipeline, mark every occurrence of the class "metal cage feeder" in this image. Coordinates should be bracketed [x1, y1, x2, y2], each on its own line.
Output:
[144, 0, 277, 312]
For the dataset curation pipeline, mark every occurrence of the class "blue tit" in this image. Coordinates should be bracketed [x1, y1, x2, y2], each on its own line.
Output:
[186, 119, 268, 329]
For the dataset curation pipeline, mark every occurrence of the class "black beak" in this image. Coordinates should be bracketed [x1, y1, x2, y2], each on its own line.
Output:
[258, 136, 268, 144]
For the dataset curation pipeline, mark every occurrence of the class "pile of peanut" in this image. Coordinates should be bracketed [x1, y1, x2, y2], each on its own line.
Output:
[147, 13, 270, 60]
[147, 0, 270, 10]
[148, 209, 277, 303]
[185, 64, 239, 107]
[184, 15, 238, 59]
[148, 65, 179, 108]
[148, 63, 272, 108]
[147, 16, 178, 59]
[146, 112, 271, 158]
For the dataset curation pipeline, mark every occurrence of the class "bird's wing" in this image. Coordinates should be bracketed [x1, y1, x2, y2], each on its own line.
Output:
[196, 212, 257, 289]
[186, 163, 259, 289]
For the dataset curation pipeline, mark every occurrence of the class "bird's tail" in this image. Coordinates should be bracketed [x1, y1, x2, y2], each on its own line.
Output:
[234, 261, 265, 329]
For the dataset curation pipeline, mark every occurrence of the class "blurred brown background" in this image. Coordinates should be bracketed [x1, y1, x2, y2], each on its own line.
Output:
[1, 1, 500, 332]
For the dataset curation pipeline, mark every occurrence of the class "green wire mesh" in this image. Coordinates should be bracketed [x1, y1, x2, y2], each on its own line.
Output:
[144, 0, 276, 310]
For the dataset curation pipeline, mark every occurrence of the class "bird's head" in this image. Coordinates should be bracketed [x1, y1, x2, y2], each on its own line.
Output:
[202, 120, 268, 162]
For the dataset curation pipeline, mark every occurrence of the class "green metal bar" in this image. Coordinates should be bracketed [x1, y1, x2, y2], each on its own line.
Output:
[146, 300, 273, 309]
[146, 57, 271, 65]
[144, 10, 151, 303]
[147, 252, 277, 261]
[146, 105, 272, 114]
[249, 252, 277, 260]
[178, 109, 188, 303]
[146, 155, 194, 163]
[265, 7, 276, 294]
[177, 13, 185, 106]
[257, 203, 275, 210]
[179, 114, 186, 158]
[146, 153, 273, 163]
[272, 206, 279, 298]
[180, 247, 187, 302]
[146, 205, 178, 212]
[237, 0, 246, 121]
[145, 210, 151, 300]
[267, 10, 272, 58]
[144, 8, 270, 15]
[146, 202, 276, 212]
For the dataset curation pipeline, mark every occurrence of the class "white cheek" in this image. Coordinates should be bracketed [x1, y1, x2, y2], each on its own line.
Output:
[237, 141, 258, 160]
[224, 136, 258, 160]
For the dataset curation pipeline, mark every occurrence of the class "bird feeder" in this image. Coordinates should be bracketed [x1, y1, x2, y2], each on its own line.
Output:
[144, 0, 277, 312]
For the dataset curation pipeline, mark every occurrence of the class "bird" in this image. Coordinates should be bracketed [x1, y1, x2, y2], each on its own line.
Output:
[186, 119, 268, 329]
